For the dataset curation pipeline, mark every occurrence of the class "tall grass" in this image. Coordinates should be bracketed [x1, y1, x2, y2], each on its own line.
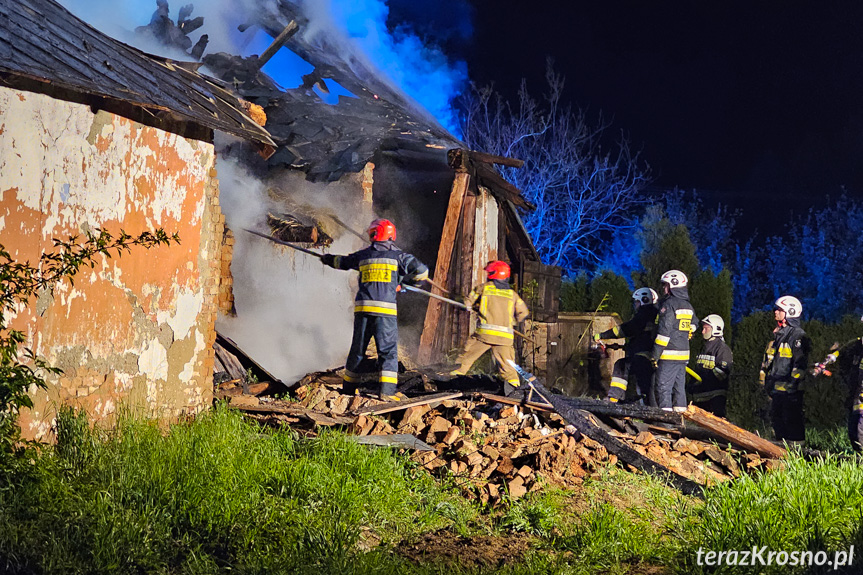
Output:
[0, 405, 474, 574]
[673, 455, 863, 574]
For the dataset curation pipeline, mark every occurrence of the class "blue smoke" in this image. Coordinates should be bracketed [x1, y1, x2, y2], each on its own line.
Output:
[58, 0, 470, 136]
[325, 0, 469, 135]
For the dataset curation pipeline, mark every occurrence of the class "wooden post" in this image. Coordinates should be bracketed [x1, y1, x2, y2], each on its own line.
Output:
[417, 170, 470, 365]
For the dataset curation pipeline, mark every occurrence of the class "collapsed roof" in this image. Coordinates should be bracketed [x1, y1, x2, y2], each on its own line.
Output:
[134, 1, 533, 211]
[0, 0, 275, 147]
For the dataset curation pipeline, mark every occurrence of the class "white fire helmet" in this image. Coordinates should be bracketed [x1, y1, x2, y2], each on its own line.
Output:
[774, 295, 803, 318]
[702, 314, 725, 339]
[660, 269, 688, 288]
[632, 287, 658, 305]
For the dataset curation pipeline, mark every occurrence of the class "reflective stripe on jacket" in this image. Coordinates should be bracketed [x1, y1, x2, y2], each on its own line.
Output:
[467, 280, 529, 345]
[761, 320, 810, 394]
[652, 287, 698, 362]
[598, 304, 658, 356]
[690, 336, 733, 400]
[334, 241, 428, 317]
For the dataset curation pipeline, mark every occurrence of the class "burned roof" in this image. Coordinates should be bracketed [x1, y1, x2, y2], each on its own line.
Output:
[0, 0, 275, 147]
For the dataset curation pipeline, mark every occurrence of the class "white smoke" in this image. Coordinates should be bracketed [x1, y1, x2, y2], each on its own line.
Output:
[215, 148, 373, 383]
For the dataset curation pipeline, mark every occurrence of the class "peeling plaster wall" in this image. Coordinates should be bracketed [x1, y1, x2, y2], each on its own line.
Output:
[0, 87, 221, 440]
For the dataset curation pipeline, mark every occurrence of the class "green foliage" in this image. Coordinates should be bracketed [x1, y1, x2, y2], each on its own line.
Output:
[689, 268, 733, 339]
[635, 205, 700, 289]
[589, 272, 633, 322]
[0, 406, 474, 574]
[499, 493, 559, 537]
[0, 229, 178, 460]
[559, 273, 589, 313]
[674, 456, 863, 574]
[559, 271, 632, 321]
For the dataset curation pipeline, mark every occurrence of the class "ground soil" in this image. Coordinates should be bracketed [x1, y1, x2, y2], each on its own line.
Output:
[397, 530, 533, 568]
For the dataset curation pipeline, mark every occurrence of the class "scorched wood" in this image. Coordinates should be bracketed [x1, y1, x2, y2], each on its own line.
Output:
[683, 405, 787, 460]
[530, 381, 703, 496]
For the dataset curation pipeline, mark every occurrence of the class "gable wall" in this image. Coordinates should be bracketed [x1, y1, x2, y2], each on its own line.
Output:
[0, 86, 222, 439]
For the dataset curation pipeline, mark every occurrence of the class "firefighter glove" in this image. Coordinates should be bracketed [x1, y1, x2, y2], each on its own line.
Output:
[320, 254, 336, 267]
[592, 333, 601, 343]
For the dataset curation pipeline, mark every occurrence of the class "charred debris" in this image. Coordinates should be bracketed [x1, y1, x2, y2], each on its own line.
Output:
[215, 334, 794, 502]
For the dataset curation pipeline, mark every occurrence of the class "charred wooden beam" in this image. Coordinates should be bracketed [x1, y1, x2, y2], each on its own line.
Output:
[557, 396, 685, 426]
[257, 20, 299, 69]
[478, 392, 553, 412]
[467, 150, 524, 169]
[683, 405, 787, 460]
[474, 162, 535, 210]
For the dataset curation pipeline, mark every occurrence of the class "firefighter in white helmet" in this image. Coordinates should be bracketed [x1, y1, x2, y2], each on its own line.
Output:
[687, 314, 733, 417]
[593, 287, 659, 404]
[759, 295, 810, 446]
[652, 270, 699, 412]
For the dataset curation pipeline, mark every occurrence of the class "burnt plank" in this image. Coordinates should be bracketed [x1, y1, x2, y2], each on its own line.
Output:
[353, 392, 464, 416]
[683, 405, 787, 459]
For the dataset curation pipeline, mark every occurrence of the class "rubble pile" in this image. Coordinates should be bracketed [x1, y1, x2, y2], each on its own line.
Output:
[219, 368, 779, 503]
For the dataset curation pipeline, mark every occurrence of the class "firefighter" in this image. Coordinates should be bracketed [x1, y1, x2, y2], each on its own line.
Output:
[811, 316, 863, 451]
[759, 295, 810, 446]
[321, 218, 429, 400]
[652, 270, 698, 412]
[449, 261, 530, 395]
[593, 287, 659, 404]
[688, 314, 733, 417]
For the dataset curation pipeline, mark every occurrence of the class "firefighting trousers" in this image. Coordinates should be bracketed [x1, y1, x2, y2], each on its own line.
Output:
[771, 391, 805, 443]
[849, 387, 863, 452]
[451, 336, 519, 393]
[692, 393, 727, 418]
[607, 355, 655, 404]
[342, 313, 399, 396]
[655, 360, 687, 409]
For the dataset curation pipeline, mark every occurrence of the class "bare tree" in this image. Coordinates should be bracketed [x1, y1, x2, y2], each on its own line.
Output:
[460, 64, 649, 273]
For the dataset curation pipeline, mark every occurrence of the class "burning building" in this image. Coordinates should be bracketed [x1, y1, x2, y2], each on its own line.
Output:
[132, 1, 562, 384]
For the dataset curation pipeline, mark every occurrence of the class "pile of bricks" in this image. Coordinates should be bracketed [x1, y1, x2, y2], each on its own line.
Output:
[227, 372, 776, 503]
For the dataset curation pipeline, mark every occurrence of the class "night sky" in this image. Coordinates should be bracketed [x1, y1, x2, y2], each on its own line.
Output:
[449, 1, 863, 233]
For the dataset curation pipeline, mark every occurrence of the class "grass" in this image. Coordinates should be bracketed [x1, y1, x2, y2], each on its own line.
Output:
[2, 408, 863, 574]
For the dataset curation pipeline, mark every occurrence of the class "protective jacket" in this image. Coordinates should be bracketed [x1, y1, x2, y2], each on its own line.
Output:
[760, 317, 810, 394]
[465, 279, 530, 345]
[333, 241, 428, 316]
[829, 338, 863, 389]
[822, 338, 863, 451]
[598, 304, 658, 357]
[652, 286, 698, 362]
[690, 336, 733, 407]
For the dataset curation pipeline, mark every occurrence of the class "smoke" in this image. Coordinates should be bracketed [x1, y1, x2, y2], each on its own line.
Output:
[57, 0, 471, 135]
[215, 147, 374, 383]
[297, 0, 469, 134]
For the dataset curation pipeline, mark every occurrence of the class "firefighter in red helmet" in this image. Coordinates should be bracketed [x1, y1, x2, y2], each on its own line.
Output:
[448, 260, 530, 395]
[321, 218, 429, 400]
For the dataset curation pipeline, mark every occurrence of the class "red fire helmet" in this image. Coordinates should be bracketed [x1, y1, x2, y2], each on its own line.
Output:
[485, 260, 511, 280]
[367, 218, 396, 242]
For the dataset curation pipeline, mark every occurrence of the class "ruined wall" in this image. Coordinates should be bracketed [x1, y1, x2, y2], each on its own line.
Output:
[0, 86, 222, 439]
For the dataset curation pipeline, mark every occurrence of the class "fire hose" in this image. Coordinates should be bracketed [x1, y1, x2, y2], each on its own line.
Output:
[402, 284, 535, 343]
[593, 339, 702, 381]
